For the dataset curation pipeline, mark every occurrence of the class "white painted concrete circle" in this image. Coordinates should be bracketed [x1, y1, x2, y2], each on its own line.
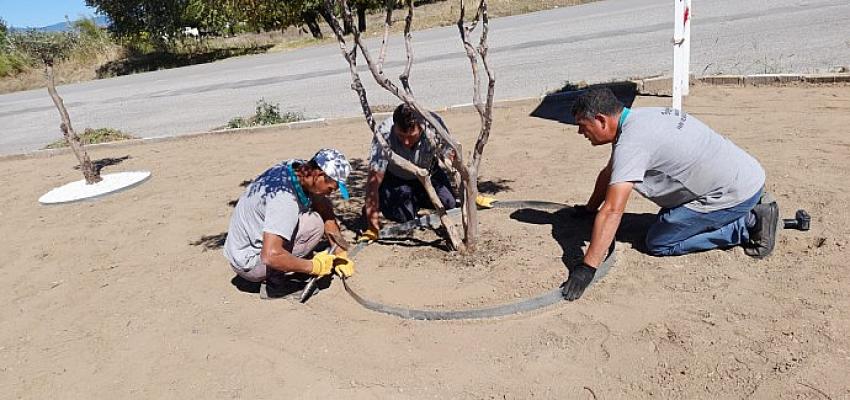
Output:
[38, 171, 152, 205]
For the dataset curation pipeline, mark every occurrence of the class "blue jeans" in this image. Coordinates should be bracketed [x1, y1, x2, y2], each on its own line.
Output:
[645, 189, 762, 256]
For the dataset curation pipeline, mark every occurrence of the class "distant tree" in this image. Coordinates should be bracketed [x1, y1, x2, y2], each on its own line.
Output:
[12, 31, 102, 184]
[85, 0, 190, 49]
[86, 0, 387, 44]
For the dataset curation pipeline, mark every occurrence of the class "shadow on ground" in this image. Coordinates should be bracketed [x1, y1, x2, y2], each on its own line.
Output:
[73, 155, 131, 174]
[478, 178, 513, 195]
[97, 45, 274, 78]
[510, 207, 657, 269]
[530, 81, 638, 125]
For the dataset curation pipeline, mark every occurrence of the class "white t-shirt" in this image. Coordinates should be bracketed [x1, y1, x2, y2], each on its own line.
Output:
[610, 108, 765, 212]
[224, 160, 310, 271]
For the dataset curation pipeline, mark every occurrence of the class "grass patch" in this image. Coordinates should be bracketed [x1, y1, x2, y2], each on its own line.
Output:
[44, 127, 136, 149]
[225, 99, 305, 129]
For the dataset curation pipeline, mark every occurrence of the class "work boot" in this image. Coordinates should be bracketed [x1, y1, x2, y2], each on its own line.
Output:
[745, 197, 780, 259]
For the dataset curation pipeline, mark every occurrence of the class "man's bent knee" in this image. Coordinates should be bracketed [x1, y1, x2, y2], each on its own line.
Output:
[289, 212, 324, 257]
[645, 234, 681, 257]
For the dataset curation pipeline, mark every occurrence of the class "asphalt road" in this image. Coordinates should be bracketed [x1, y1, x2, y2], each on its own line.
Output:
[2, 0, 848, 155]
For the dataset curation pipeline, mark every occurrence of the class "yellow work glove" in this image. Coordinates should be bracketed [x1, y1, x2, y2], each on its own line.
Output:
[357, 228, 379, 243]
[333, 255, 356, 278]
[310, 251, 337, 277]
[475, 194, 496, 209]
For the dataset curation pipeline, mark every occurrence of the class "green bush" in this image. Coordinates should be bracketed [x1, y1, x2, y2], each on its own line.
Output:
[0, 18, 33, 77]
[0, 18, 117, 78]
[71, 17, 114, 61]
[226, 99, 304, 129]
[44, 127, 136, 149]
[0, 52, 31, 77]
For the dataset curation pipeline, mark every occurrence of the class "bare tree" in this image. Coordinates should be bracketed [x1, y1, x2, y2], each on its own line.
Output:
[13, 31, 101, 184]
[322, 0, 495, 252]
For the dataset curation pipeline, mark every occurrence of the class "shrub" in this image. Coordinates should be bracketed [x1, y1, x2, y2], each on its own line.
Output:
[226, 99, 304, 129]
[44, 127, 136, 149]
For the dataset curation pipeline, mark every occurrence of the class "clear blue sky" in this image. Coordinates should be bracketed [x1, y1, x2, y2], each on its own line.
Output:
[1, 0, 99, 28]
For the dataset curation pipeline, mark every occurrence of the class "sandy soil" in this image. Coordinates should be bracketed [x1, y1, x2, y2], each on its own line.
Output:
[1, 84, 849, 399]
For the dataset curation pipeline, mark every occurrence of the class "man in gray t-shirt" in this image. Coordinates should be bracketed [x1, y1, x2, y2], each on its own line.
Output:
[224, 149, 356, 294]
[560, 88, 780, 302]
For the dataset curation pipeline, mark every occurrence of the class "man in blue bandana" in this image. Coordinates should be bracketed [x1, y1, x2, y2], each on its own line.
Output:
[224, 148, 355, 296]
[562, 88, 779, 301]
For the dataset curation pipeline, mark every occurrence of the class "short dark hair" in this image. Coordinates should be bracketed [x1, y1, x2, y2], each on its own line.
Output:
[393, 103, 424, 132]
[570, 87, 624, 120]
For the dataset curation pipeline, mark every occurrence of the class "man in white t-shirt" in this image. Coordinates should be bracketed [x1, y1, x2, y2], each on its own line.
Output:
[561, 88, 780, 301]
[224, 148, 355, 297]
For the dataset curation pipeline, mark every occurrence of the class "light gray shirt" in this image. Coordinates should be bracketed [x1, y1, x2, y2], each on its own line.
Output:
[610, 108, 765, 212]
[224, 160, 310, 271]
[368, 115, 447, 181]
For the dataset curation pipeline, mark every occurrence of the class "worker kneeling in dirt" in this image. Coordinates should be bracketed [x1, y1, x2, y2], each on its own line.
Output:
[224, 148, 355, 296]
[562, 88, 780, 301]
[358, 104, 466, 242]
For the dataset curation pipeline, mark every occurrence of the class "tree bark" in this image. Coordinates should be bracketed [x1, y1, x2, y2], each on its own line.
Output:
[302, 11, 324, 39]
[356, 6, 367, 33]
[45, 63, 101, 185]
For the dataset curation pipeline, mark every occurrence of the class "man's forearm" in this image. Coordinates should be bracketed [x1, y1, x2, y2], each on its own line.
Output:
[583, 207, 623, 267]
[262, 251, 313, 274]
[364, 171, 384, 231]
[363, 193, 381, 230]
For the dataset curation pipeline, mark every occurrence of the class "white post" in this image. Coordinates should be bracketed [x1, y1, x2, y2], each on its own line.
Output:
[683, 0, 691, 96]
[672, 0, 691, 110]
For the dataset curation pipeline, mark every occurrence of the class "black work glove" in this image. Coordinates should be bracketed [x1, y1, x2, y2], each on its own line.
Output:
[562, 263, 596, 301]
[572, 204, 597, 219]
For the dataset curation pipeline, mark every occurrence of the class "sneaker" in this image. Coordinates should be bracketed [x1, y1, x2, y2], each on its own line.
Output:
[259, 272, 310, 300]
[745, 200, 780, 259]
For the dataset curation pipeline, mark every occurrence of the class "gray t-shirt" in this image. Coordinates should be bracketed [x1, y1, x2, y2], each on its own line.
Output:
[369, 115, 448, 181]
[610, 107, 765, 212]
[224, 160, 310, 271]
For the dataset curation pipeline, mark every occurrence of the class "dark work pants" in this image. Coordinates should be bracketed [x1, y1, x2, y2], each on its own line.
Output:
[379, 168, 458, 223]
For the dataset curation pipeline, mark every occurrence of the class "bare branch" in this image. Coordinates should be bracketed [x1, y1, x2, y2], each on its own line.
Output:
[377, 0, 394, 72]
[399, 0, 415, 95]
[417, 175, 464, 250]
[45, 64, 101, 184]
[471, 0, 496, 173]
[456, 0, 496, 251]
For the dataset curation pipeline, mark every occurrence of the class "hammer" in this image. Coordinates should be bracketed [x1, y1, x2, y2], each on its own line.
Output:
[783, 209, 811, 231]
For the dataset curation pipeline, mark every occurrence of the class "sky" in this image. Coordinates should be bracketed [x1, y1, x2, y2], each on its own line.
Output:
[1, 0, 99, 28]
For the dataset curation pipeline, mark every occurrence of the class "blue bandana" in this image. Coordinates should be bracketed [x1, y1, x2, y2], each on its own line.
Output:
[286, 162, 311, 208]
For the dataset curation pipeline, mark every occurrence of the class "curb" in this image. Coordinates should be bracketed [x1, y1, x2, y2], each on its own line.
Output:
[632, 73, 850, 96]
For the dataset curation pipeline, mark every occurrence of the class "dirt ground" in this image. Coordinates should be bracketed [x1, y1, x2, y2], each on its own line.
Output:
[1, 84, 849, 399]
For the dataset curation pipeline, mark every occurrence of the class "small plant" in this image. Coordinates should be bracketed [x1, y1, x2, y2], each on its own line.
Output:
[226, 99, 304, 129]
[44, 127, 136, 149]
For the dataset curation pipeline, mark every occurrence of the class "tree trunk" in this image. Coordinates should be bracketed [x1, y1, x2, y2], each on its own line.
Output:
[356, 6, 367, 33]
[45, 63, 102, 185]
[302, 11, 324, 39]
